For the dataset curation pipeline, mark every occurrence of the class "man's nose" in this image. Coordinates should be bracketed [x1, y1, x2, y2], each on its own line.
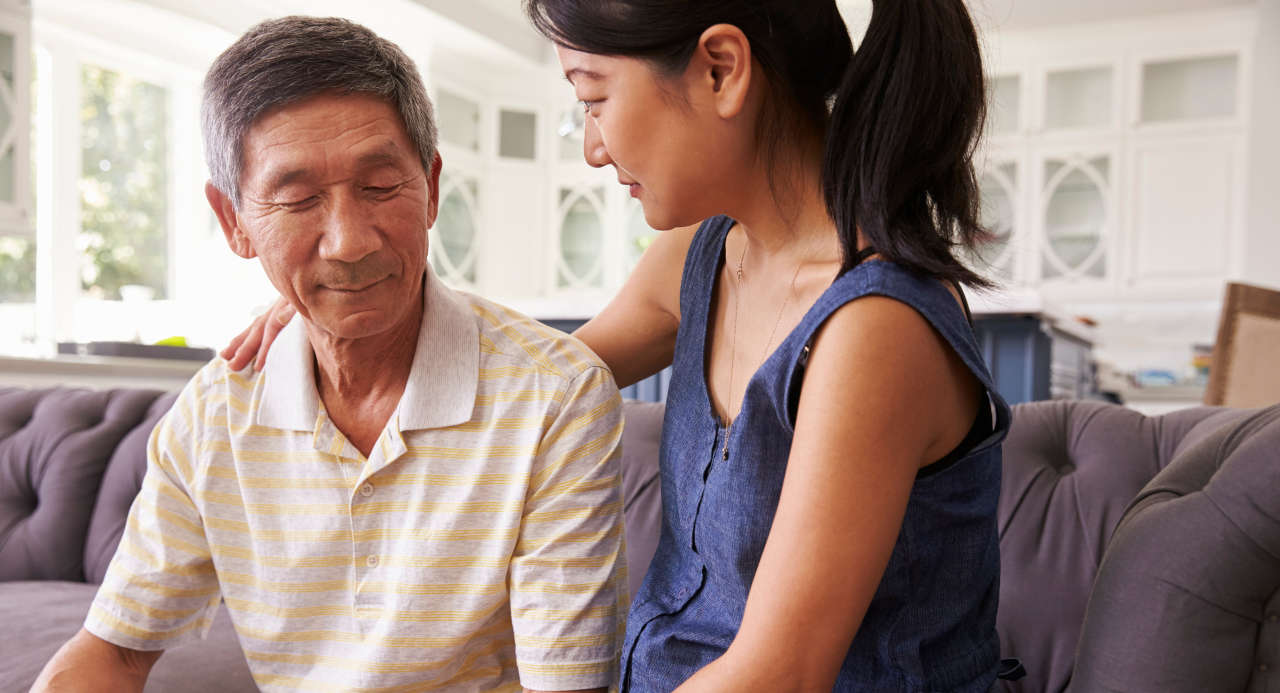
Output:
[317, 191, 380, 263]
[583, 116, 611, 169]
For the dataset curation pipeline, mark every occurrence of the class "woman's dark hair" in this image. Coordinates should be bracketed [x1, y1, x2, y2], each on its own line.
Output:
[525, 0, 992, 288]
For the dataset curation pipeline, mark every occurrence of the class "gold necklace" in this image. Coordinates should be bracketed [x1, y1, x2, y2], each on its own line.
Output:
[722, 238, 804, 461]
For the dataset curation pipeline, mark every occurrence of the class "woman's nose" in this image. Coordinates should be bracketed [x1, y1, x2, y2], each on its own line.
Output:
[582, 116, 611, 169]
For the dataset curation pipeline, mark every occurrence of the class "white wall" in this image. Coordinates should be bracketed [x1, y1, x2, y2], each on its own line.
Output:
[1245, 0, 1280, 289]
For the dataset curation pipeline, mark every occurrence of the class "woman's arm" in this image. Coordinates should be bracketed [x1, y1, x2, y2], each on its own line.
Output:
[572, 223, 694, 388]
[220, 224, 698, 384]
[675, 295, 981, 692]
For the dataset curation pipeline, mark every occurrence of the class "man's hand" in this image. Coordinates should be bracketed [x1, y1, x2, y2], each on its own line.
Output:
[31, 628, 161, 693]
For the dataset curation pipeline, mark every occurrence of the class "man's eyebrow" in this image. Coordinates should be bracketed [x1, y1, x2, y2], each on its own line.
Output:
[260, 166, 310, 194]
[257, 144, 408, 194]
[564, 67, 604, 84]
[354, 144, 405, 170]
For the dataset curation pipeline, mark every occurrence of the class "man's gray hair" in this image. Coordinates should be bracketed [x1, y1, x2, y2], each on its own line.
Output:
[202, 16, 438, 207]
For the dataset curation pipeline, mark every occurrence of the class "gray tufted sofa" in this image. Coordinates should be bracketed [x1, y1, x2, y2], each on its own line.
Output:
[1, 387, 1277, 692]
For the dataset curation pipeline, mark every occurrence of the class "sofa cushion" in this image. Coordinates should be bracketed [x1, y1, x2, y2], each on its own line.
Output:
[0, 388, 165, 582]
[995, 400, 1252, 692]
[620, 399, 664, 599]
[1071, 403, 1280, 692]
[84, 392, 180, 584]
[0, 580, 256, 692]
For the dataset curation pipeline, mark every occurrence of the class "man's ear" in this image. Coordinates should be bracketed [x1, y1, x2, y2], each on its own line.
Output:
[423, 153, 444, 229]
[692, 23, 753, 119]
[206, 181, 256, 259]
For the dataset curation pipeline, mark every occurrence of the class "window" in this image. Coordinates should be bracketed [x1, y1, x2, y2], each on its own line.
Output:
[78, 63, 169, 301]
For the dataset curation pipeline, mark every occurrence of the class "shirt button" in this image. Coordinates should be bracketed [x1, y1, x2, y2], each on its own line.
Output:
[1260, 663, 1270, 673]
[360, 483, 374, 497]
[366, 555, 379, 568]
[1268, 613, 1278, 624]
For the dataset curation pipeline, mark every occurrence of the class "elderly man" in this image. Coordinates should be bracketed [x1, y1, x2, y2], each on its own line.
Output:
[33, 16, 624, 693]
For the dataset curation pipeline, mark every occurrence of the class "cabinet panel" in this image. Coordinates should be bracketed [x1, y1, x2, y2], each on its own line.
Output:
[1130, 140, 1234, 281]
[1045, 66, 1113, 130]
[437, 88, 481, 152]
[975, 161, 1019, 280]
[1140, 54, 1238, 123]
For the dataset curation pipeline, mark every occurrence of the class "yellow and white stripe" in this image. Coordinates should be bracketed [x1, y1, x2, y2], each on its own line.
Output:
[87, 269, 626, 692]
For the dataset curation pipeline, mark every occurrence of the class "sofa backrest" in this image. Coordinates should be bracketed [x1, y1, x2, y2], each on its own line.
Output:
[1070, 403, 1280, 692]
[0, 387, 667, 596]
[993, 400, 1253, 691]
[82, 392, 180, 583]
[0, 387, 168, 582]
[4, 387, 1275, 692]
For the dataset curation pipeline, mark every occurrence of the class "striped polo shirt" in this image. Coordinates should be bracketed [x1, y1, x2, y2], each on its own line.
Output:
[86, 268, 627, 692]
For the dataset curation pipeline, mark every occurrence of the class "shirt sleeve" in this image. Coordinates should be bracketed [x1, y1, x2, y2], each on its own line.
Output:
[85, 381, 221, 652]
[510, 365, 627, 691]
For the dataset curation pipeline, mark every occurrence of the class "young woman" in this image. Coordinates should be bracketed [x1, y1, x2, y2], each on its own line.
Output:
[225, 1, 1012, 690]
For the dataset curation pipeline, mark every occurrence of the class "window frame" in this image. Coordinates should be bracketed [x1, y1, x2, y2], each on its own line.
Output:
[31, 14, 207, 346]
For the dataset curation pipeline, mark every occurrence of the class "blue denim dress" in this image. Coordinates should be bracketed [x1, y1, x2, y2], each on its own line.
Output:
[621, 216, 1012, 692]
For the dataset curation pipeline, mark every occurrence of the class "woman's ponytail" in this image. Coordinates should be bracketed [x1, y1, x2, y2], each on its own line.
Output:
[822, 0, 992, 288]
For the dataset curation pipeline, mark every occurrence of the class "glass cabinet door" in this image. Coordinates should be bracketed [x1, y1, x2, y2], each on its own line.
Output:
[556, 187, 605, 289]
[1041, 156, 1111, 280]
[430, 173, 479, 285]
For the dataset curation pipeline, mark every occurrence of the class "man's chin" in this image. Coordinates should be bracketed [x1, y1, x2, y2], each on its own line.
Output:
[308, 309, 402, 341]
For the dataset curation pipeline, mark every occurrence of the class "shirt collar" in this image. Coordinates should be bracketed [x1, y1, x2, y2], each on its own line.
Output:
[256, 267, 479, 432]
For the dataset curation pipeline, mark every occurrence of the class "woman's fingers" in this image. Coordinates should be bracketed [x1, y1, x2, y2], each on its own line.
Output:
[227, 312, 269, 371]
[220, 328, 248, 362]
[255, 301, 295, 371]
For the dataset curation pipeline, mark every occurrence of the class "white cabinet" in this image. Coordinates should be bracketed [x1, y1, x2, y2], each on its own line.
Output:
[976, 8, 1254, 374]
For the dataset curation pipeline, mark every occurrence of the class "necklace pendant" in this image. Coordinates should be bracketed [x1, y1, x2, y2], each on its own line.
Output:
[722, 421, 730, 460]
[735, 267, 744, 282]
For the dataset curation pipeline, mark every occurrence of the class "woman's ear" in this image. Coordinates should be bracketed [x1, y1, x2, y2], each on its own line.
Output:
[691, 23, 753, 119]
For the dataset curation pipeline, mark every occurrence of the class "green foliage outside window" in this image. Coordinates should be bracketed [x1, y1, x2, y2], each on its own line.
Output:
[0, 235, 34, 301]
[79, 64, 168, 300]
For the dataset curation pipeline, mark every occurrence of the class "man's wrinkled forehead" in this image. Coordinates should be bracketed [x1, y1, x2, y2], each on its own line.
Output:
[238, 92, 420, 193]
